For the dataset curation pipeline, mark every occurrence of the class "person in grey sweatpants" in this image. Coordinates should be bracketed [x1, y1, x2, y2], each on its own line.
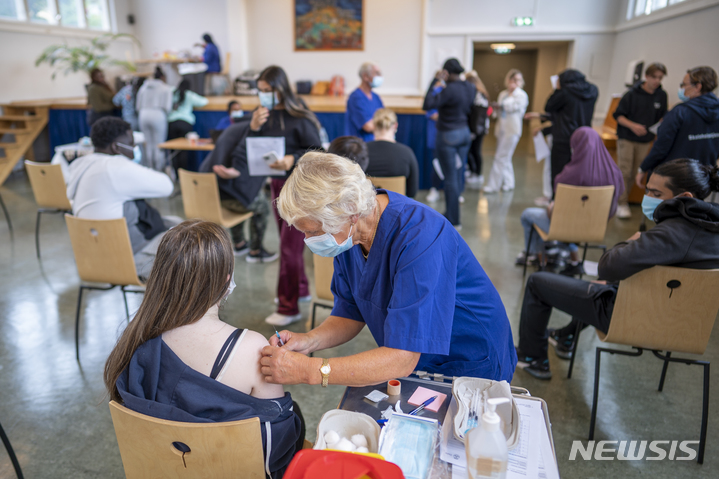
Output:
[136, 67, 173, 171]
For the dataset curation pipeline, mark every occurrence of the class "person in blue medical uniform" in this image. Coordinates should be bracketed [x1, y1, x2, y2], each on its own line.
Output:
[344, 62, 384, 141]
[260, 152, 517, 387]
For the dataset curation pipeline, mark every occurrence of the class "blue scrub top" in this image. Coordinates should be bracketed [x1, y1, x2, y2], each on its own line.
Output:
[344, 88, 384, 142]
[204, 43, 221, 73]
[330, 190, 517, 381]
[215, 115, 232, 130]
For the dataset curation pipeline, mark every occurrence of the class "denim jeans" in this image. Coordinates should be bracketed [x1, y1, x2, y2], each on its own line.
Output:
[436, 126, 471, 225]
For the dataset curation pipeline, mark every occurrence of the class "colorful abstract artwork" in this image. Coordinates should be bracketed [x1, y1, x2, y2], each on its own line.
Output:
[295, 0, 364, 51]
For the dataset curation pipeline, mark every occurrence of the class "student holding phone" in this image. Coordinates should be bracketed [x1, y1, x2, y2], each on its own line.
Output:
[249, 65, 323, 326]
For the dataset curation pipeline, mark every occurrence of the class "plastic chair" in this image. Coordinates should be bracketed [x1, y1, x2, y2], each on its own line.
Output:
[24, 161, 72, 259]
[370, 176, 406, 196]
[0, 417, 23, 478]
[523, 184, 615, 278]
[109, 401, 265, 478]
[178, 169, 252, 228]
[65, 215, 145, 361]
[581, 266, 719, 464]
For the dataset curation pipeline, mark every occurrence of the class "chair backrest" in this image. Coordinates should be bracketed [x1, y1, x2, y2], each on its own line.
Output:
[109, 401, 265, 479]
[313, 254, 335, 302]
[221, 52, 231, 76]
[65, 215, 142, 286]
[546, 184, 615, 243]
[24, 160, 72, 210]
[600, 266, 719, 355]
[370, 176, 406, 196]
[178, 169, 224, 224]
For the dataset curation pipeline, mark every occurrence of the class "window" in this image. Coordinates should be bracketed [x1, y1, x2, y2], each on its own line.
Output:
[0, 0, 111, 31]
[628, 0, 689, 20]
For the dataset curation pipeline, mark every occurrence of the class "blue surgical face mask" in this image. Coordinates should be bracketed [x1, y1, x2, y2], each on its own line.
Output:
[258, 91, 279, 110]
[304, 224, 354, 258]
[230, 110, 244, 119]
[678, 87, 690, 102]
[116, 142, 141, 163]
[371, 75, 384, 88]
[641, 195, 664, 221]
[226, 274, 236, 297]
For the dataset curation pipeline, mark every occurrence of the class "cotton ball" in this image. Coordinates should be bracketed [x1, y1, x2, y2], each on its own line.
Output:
[351, 434, 368, 448]
[334, 437, 356, 452]
[324, 430, 340, 446]
[356, 446, 369, 453]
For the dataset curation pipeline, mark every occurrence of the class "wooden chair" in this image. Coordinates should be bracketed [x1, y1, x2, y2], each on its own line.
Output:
[109, 400, 265, 478]
[309, 254, 335, 357]
[24, 161, 72, 259]
[0, 417, 23, 478]
[65, 215, 145, 361]
[579, 266, 719, 464]
[0, 191, 11, 239]
[178, 169, 252, 229]
[523, 184, 615, 277]
[370, 176, 406, 196]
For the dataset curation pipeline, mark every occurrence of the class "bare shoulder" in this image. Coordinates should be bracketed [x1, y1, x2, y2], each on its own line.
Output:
[240, 330, 271, 352]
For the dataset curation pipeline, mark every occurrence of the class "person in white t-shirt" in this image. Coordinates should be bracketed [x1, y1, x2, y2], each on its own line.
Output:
[66, 117, 181, 280]
[484, 69, 529, 193]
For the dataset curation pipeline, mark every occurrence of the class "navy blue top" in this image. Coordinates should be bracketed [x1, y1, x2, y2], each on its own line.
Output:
[344, 88, 384, 141]
[330, 190, 517, 380]
[204, 43, 221, 73]
[215, 115, 232, 130]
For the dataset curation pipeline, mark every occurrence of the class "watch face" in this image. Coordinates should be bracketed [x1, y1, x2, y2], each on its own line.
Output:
[320, 365, 331, 374]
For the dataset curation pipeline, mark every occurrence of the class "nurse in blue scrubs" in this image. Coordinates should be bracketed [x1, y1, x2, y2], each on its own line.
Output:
[260, 152, 517, 387]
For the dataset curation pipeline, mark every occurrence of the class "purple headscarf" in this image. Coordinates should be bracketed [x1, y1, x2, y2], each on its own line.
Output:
[555, 126, 625, 218]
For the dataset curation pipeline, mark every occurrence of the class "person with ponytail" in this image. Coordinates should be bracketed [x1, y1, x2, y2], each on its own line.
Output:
[136, 67, 173, 171]
[167, 79, 209, 175]
[515, 158, 719, 380]
[249, 65, 323, 326]
[105, 220, 304, 478]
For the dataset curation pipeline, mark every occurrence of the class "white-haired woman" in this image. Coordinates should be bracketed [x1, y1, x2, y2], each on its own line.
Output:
[484, 69, 528, 193]
[259, 152, 517, 387]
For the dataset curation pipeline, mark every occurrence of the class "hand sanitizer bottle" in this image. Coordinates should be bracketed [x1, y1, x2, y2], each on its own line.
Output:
[465, 397, 509, 479]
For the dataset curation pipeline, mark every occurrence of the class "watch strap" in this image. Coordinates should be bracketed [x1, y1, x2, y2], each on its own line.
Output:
[321, 358, 330, 387]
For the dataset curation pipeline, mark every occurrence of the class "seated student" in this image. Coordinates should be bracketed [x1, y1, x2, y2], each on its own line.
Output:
[365, 108, 420, 198]
[214, 100, 246, 131]
[517, 127, 624, 275]
[104, 220, 304, 478]
[199, 121, 278, 262]
[66, 117, 179, 279]
[327, 135, 369, 171]
[515, 158, 719, 379]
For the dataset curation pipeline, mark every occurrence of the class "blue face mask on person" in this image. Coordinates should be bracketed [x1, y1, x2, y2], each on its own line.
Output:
[304, 224, 354, 257]
[641, 195, 664, 221]
[258, 91, 279, 110]
[678, 87, 690, 102]
[371, 75, 384, 88]
[116, 142, 142, 164]
[230, 110, 244, 119]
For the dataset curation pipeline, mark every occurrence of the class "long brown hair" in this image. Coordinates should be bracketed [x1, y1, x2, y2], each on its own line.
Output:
[465, 70, 488, 97]
[104, 220, 234, 402]
[258, 65, 322, 131]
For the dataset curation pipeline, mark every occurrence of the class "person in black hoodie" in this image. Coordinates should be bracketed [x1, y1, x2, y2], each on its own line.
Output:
[543, 69, 599, 190]
[105, 220, 305, 478]
[613, 62, 668, 219]
[636, 66, 719, 188]
[515, 158, 719, 379]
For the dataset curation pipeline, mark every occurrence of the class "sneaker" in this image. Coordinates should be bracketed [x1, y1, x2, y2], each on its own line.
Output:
[534, 196, 551, 207]
[246, 248, 279, 263]
[265, 312, 303, 326]
[559, 262, 585, 277]
[482, 187, 498, 194]
[453, 224, 463, 231]
[501, 185, 514, 192]
[458, 195, 465, 204]
[426, 188, 440, 203]
[515, 251, 538, 265]
[547, 328, 575, 360]
[616, 204, 632, 219]
[233, 242, 250, 256]
[274, 295, 312, 304]
[515, 348, 552, 379]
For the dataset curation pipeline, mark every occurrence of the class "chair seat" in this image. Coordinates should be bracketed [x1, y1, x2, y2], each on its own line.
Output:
[533, 224, 549, 242]
[219, 209, 253, 229]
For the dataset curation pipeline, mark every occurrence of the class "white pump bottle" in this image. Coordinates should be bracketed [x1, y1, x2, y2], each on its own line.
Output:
[465, 397, 509, 479]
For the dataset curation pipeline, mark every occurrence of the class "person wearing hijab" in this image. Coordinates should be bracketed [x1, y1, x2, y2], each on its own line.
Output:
[517, 127, 624, 273]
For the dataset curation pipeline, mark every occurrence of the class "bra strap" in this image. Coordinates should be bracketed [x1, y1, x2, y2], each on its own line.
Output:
[210, 329, 243, 380]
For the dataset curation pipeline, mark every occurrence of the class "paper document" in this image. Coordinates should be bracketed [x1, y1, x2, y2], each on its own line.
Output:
[648, 120, 662, 135]
[246, 137, 286, 176]
[533, 132, 551, 163]
[550, 75, 559, 90]
[583, 260, 599, 277]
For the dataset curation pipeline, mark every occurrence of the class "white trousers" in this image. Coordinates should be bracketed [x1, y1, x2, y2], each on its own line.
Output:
[139, 108, 168, 171]
[485, 132, 520, 191]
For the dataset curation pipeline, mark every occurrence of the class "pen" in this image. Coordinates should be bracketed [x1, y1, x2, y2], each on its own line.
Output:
[273, 327, 285, 346]
[409, 395, 439, 416]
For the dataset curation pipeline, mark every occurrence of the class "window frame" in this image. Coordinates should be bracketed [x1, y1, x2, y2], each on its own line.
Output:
[627, 0, 691, 20]
[0, 0, 113, 33]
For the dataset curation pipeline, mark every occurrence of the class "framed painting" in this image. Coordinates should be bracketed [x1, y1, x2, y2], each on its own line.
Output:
[294, 0, 364, 51]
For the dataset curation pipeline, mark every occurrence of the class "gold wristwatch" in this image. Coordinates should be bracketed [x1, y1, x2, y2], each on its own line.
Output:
[320, 358, 331, 387]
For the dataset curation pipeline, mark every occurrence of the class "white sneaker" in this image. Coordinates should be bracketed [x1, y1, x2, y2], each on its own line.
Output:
[426, 188, 440, 202]
[482, 187, 498, 194]
[459, 195, 465, 203]
[501, 186, 514, 192]
[274, 295, 312, 304]
[265, 312, 303, 326]
[617, 204, 632, 219]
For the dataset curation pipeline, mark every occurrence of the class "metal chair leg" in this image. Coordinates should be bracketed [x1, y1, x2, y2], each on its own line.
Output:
[699, 362, 709, 464]
[309, 303, 318, 358]
[0, 420, 24, 479]
[35, 210, 42, 259]
[0, 192, 12, 240]
[122, 289, 130, 323]
[658, 351, 671, 392]
[75, 286, 85, 361]
[523, 228, 535, 277]
[589, 347, 603, 440]
[567, 321, 583, 379]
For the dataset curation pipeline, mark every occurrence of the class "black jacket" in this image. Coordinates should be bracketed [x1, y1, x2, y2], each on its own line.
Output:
[598, 197, 719, 281]
[613, 81, 668, 142]
[423, 79, 476, 131]
[544, 70, 598, 144]
[640, 93, 719, 172]
[365, 140, 420, 198]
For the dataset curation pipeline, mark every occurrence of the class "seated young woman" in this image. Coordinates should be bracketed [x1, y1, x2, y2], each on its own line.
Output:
[515, 158, 719, 379]
[517, 127, 624, 274]
[104, 220, 304, 478]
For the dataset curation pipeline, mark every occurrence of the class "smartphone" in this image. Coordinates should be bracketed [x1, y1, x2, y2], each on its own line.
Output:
[262, 151, 280, 164]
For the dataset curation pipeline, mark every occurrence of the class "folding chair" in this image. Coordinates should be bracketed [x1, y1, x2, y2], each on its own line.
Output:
[178, 169, 252, 229]
[0, 417, 23, 478]
[24, 161, 72, 259]
[370, 176, 406, 195]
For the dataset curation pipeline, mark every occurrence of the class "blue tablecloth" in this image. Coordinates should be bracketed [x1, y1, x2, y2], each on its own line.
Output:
[49, 109, 434, 189]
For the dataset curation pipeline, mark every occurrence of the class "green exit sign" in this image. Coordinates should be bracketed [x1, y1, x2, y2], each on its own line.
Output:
[513, 17, 534, 26]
